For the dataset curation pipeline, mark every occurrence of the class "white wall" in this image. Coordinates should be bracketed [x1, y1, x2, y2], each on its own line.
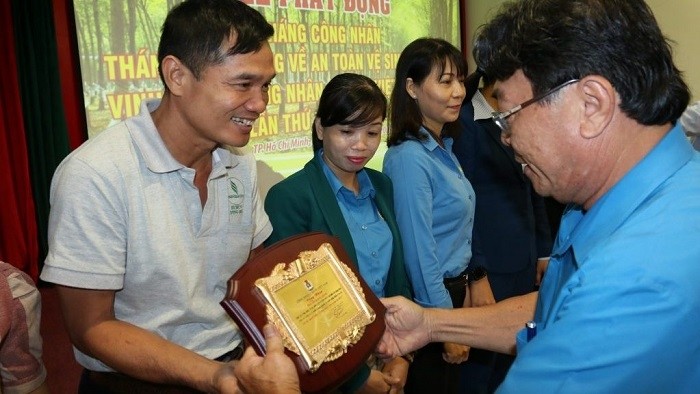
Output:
[465, 0, 699, 100]
[646, 0, 699, 101]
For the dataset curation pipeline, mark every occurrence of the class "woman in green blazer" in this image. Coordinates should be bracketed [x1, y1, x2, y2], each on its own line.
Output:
[264, 73, 412, 394]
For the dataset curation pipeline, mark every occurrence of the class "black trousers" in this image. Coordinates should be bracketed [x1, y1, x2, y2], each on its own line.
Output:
[460, 266, 539, 393]
[404, 274, 467, 394]
[78, 370, 202, 394]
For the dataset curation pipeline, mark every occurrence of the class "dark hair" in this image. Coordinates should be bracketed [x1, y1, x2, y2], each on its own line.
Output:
[312, 73, 387, 152]
[465, 70, 484, 101]
[387, 38, 467, 147]
[472, 0, 689, 125]
[158, 0, 274, 88]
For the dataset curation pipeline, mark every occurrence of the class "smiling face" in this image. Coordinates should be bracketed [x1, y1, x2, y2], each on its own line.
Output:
[495, 70, 586, 203]
[177, 38, 276, 149]
[316, 115, 383, 188]
[407, 60, 466, 134]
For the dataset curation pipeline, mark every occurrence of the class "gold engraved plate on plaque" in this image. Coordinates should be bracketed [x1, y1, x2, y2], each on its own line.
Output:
[254, 242, 376, 372]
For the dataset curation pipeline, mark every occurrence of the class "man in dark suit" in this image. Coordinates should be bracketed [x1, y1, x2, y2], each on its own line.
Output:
[453, 71, 553, 393]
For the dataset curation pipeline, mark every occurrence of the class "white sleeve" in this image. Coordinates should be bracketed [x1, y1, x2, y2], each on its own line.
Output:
[680, 101, 700, 137]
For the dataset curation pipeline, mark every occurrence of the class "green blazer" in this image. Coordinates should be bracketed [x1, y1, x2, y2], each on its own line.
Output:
[264, 157, 412, 300]
[264, 157, 413, 392]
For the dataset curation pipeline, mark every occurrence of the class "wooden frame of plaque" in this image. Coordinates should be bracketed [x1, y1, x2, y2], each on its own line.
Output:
[221, 232, 386, 394]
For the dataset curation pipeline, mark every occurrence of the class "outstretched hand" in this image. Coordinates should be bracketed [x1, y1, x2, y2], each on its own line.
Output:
[234, 325, 300, 394]
[375, 296, 431, 360]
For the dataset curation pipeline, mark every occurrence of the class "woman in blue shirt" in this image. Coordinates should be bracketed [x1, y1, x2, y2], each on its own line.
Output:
[383, 38, 478, 394]
[264, 73, 412, 394]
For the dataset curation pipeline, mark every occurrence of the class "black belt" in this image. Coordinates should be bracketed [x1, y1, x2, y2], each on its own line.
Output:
[215, 342, 246, 362]
[80, 370, 201, 394]
[443, 268, 469, 288]
[443, 268, 468, 308]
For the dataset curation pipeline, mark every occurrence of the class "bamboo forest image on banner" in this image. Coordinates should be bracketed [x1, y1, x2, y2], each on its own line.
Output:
[73, 0, 462, 176]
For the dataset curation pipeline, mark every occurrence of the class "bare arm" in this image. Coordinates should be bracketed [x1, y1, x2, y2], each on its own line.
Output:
[354, 370, 393, 394]
[381, 357, 409, 394]
[429, 291, 537, 354]
[469, 276, 496, 307]
[442, 279, 498, 364]
[57, 286, 237, 393]
[377, 292, 537, 359]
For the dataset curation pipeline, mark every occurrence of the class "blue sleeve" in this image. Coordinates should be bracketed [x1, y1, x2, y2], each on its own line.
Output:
[383, 147, 453, 308]
[499, 263, 696, 393]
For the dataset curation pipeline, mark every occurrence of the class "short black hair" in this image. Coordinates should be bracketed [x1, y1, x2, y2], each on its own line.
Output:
[473, 0, 689, 125]
[312, 73, 387, 152]
[157, 0, 274, 88]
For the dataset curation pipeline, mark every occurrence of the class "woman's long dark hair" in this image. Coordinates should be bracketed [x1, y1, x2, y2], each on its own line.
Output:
[387, 38, 467, 147]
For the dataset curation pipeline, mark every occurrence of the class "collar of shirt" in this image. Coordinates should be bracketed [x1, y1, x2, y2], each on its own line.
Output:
[416, 127, 463, 177]
[417, 126, 456, 153]
[553, 124, 694, 265]
[472, 89, 494, 121]
[316, 149, 376, 201]
[129, 99, 235, 176]
[531, 123, 693, 333]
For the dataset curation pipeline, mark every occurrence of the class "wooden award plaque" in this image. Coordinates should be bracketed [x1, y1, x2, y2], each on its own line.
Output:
[221, 232, 386, 394]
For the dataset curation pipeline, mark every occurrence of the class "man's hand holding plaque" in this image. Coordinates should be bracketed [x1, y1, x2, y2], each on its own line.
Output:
[221, 232, 386, 394]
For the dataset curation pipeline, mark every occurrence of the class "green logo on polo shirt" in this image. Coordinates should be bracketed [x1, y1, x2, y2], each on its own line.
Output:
[228, 177, 244, 215]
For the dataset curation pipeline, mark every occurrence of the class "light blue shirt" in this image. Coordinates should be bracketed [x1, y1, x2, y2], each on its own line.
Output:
[383, 129, 476, 308]
[318, 151, 393, 297]
[500, 124, 700, 393]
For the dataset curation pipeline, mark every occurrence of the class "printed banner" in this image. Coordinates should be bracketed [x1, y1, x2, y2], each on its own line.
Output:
[74, 0, 462, 176]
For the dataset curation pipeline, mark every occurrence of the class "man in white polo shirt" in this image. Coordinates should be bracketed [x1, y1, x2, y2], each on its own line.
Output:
[40, 1, 275, 392]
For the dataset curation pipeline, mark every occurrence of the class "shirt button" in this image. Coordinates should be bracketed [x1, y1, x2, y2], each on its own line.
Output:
[371, 251, 377, 257]
[467, 239, 472, 245]
[362, 225, 368, 230]
[375, 279, 381, 285]
[468, 195, 473, 200]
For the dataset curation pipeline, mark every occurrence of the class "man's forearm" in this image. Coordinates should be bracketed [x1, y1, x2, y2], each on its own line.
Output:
[78, 319, 225, 392]
[427, 291, 538, 355]
[59, 285, 230, 392]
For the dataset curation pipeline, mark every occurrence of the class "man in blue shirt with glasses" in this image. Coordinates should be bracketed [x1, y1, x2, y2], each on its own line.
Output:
[373, 0, 700, 392]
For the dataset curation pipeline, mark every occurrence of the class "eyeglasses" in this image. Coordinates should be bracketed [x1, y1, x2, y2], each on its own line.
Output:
[492, 79, 579, 133]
